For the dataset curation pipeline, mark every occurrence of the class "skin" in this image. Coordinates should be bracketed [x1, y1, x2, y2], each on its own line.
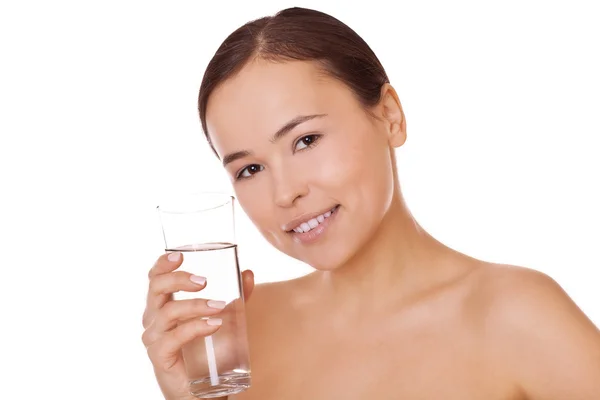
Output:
[142, 59, 600, 399]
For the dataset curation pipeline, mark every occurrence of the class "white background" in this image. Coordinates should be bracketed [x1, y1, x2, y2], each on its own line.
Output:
[1, 1, 598, 398]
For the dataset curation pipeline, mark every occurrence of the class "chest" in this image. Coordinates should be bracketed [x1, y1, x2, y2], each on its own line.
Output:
[233, 318, 517, 400]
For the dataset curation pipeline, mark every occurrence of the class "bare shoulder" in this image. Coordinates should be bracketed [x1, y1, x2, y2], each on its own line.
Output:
[470, 263, 597, 330]
[469, 263, 600, 399]
[245, 272, 316, 321]
[468, 263, 599, 343]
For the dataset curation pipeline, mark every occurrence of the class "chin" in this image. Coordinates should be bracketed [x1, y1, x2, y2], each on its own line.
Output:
[265, 240, 344, 271]
[290, 242, 360, 272]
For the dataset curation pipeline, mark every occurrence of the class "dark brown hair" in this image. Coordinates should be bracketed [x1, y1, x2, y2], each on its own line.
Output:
[198, 7, 390, 150]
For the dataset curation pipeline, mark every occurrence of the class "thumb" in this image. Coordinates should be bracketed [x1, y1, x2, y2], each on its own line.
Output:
[241, 269, 254, 301]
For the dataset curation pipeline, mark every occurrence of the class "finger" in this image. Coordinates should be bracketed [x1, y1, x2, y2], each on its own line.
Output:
[152, 298, 226, 334]
[148, 251, 184, 279]
[146, 271, 206, 312]
[242, 269, 254, 301]
[146, 318, 222, 361]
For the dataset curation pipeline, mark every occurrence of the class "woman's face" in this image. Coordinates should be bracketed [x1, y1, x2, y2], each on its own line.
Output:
[206, 60, 405, 270]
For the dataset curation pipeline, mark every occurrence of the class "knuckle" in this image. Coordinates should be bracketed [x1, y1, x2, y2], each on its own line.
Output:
[148, 272, 190, 297]
[148, 259, 161, 279]
[141, 328, 154, 347]
[148, 254, 170, 279]
[184, 299, 208, 318]
[189, 298, 204, 311]
[148, 274, 171, 296]
[148, 276, 161, 295]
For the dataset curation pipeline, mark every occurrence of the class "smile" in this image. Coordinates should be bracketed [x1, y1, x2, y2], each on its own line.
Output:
[291, 205, 338, 233]
[286, 205, 340, 244]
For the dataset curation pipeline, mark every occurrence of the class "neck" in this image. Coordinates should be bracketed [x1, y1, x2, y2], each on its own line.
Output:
[316, 186, 467, 312]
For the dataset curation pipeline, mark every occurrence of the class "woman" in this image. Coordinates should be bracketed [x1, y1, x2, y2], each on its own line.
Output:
[142, 7, 600, 399]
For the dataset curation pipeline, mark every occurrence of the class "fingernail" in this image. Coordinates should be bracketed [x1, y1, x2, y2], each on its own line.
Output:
[190, 275, 206, 285]
[168, 252, 181, 262]
[207, 318, 222, 326]
[207, 300, 226, 309]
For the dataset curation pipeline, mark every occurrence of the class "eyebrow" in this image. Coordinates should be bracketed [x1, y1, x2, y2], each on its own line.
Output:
[221, 113, 327, 167]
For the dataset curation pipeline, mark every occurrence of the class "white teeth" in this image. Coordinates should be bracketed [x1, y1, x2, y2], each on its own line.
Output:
[291, 206, 338, 233]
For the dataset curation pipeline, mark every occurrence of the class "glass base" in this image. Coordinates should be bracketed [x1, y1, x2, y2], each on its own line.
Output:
[190, 371, 251, 399]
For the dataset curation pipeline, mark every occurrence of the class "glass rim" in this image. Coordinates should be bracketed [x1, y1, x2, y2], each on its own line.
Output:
[156, 191, 235, 214]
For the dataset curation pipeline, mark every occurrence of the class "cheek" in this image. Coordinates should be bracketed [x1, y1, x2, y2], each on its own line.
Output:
[235, 188, 284, 246]
[318, 128, 395, 208]
[236, 189, 269, 226]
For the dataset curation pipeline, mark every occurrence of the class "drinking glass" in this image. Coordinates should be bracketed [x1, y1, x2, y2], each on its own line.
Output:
[157, 192, 251, 398]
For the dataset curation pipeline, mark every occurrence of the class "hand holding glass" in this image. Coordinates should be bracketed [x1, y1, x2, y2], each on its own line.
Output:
[157, 193, 251, 398]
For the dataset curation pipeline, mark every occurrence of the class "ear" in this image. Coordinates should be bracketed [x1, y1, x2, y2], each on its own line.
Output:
[379, 83, 407, 148]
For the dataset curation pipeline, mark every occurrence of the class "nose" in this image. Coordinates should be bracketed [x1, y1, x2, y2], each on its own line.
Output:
[272, 165, 309, 208]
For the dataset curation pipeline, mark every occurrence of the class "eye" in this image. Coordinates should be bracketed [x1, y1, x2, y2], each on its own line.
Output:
[236, 164, 264, 180]
[294, 134, 322, 151]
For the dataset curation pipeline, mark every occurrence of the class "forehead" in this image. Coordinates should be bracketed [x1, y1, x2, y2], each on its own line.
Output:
[205, 60, 353, 156]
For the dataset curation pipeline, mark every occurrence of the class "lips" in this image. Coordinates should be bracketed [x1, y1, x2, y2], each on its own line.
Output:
[291, 205, 338, 233]
[282, 204, 340, 233]
[288, 205, 340, 244]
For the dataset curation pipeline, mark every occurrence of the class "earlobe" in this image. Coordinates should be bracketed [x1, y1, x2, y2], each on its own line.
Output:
[380, 84, 407, 148]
